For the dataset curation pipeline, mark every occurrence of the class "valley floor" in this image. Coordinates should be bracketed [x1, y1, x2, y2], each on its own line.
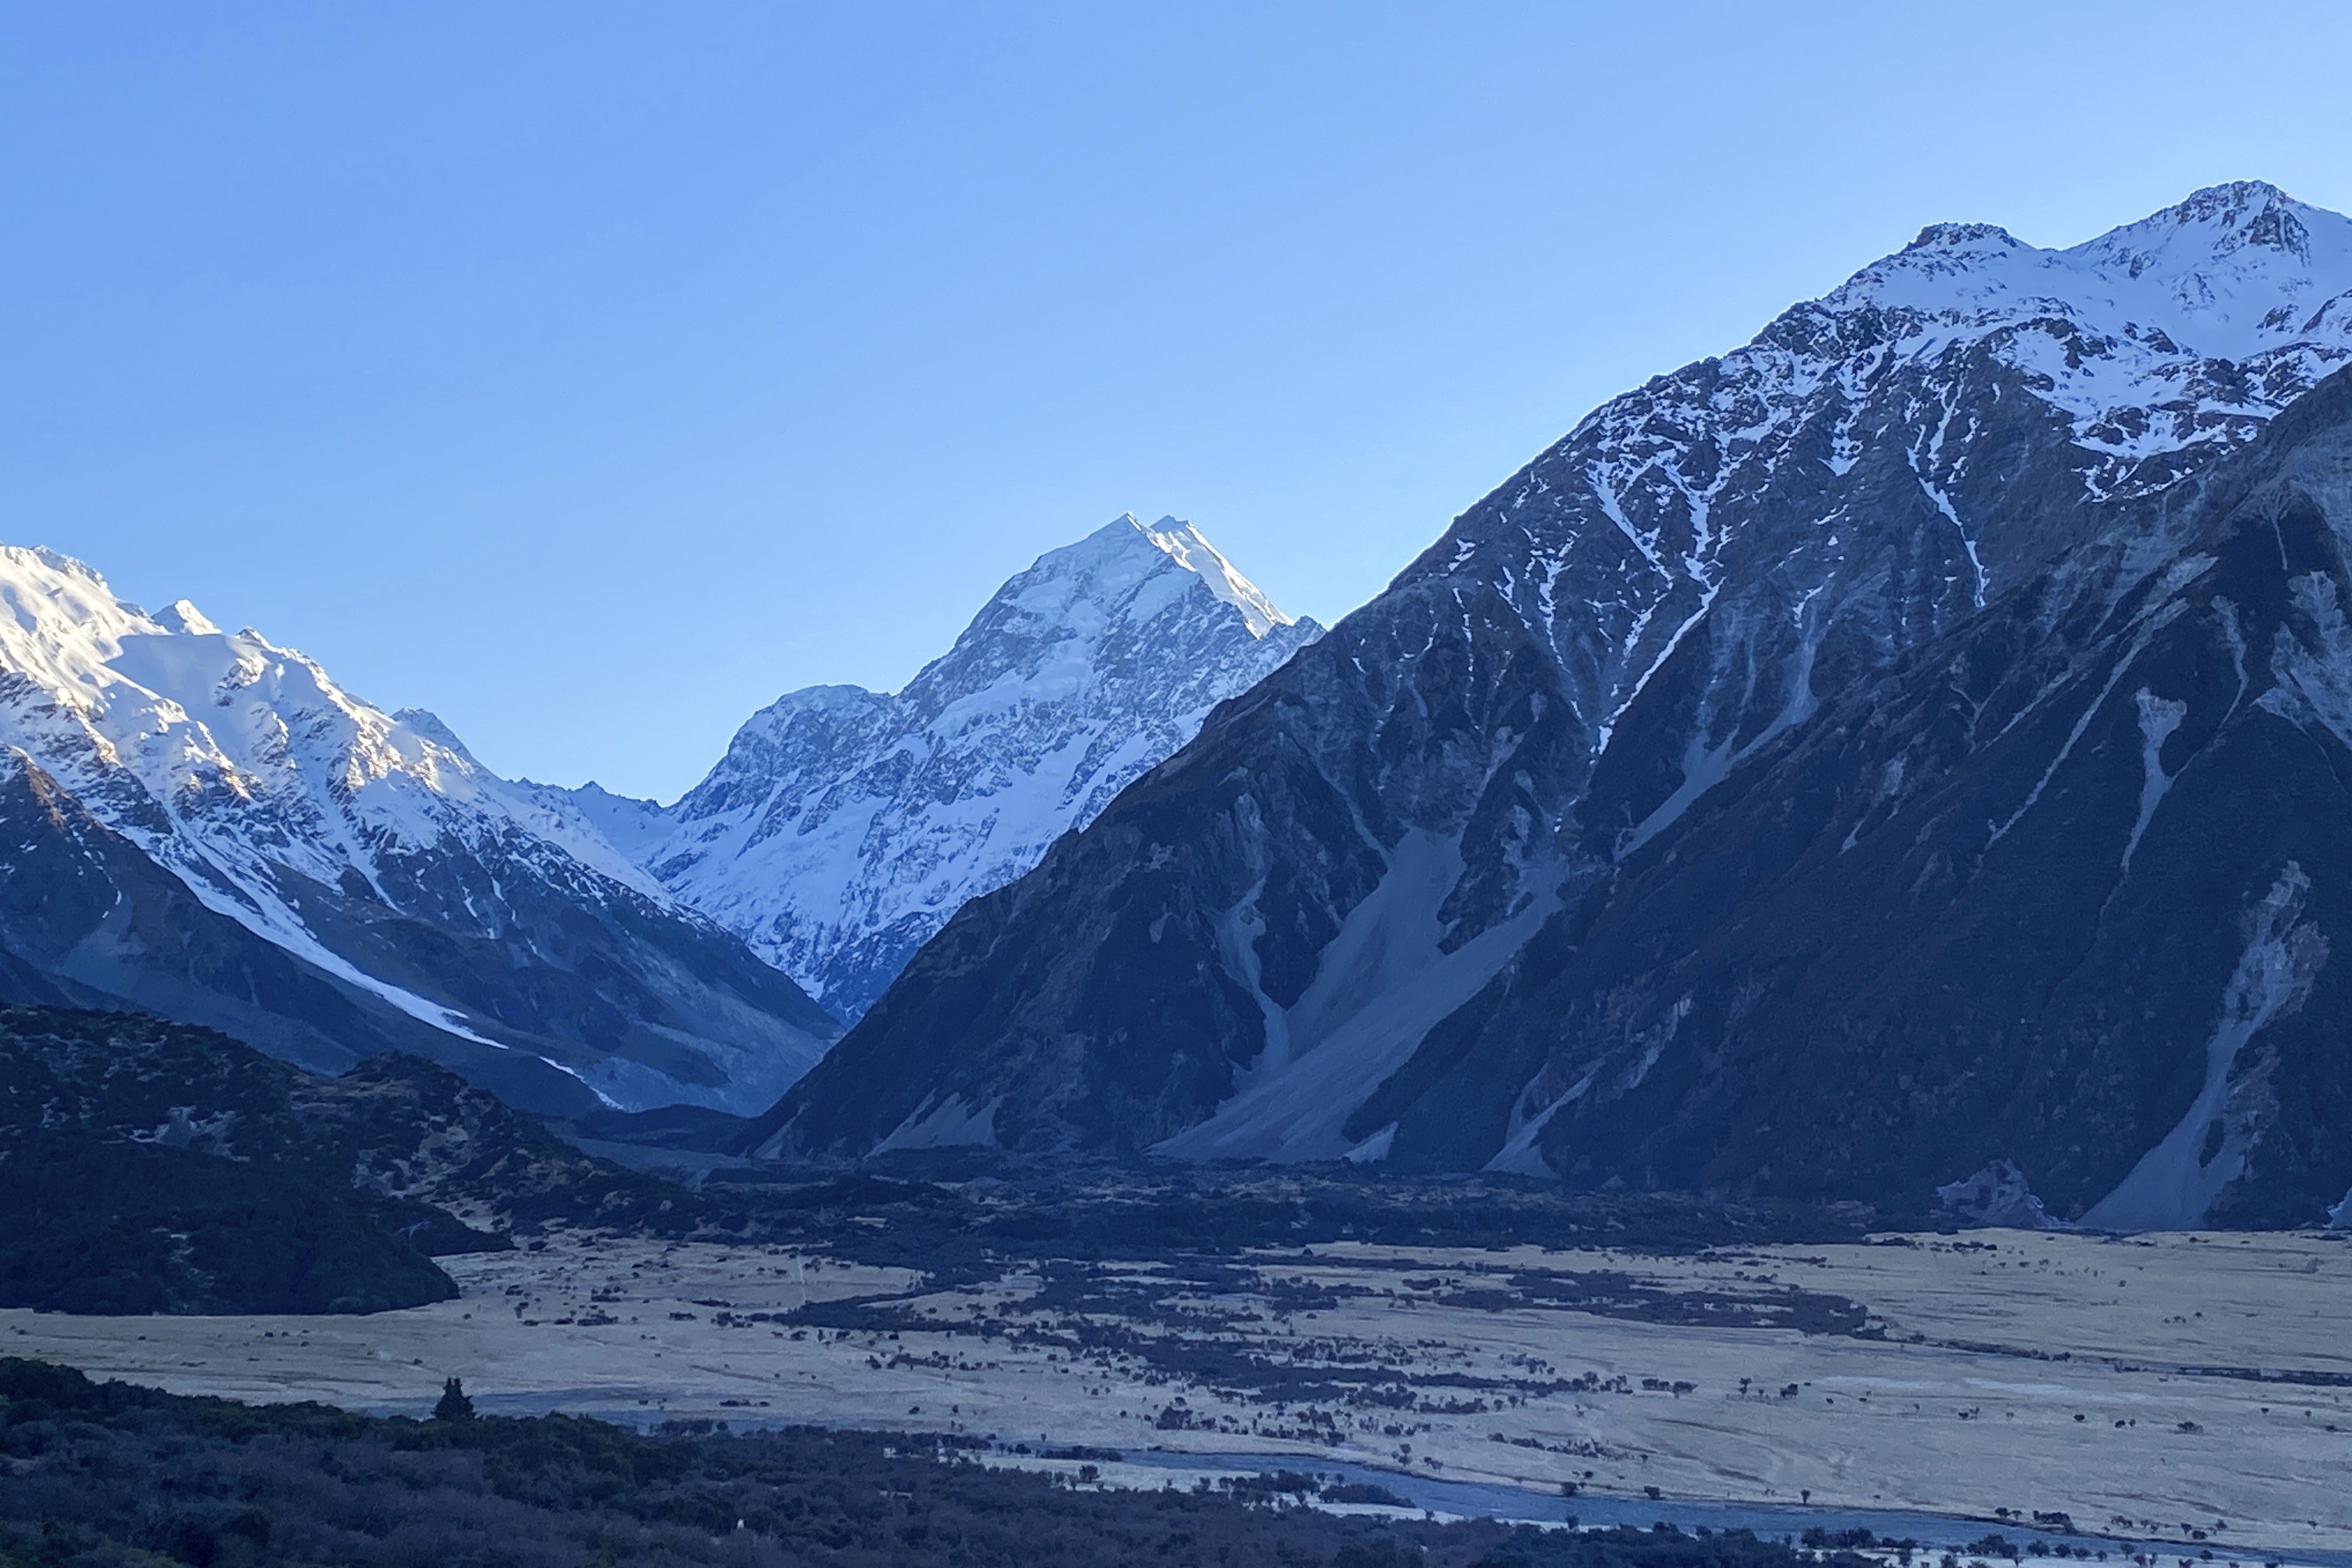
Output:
[8, 1229, 2350, 1561]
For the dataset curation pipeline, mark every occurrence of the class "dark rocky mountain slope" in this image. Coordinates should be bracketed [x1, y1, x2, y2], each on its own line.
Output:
[1358, 368, 2352, 1227]
[756, 184, 2352, 1225]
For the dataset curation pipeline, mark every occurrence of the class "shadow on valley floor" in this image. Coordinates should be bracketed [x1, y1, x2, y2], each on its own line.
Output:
[687, 1157, 1887, 1284]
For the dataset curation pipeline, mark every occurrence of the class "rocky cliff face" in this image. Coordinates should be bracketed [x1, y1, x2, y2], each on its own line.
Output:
[757, 183, 2352, 1224]
[0, 547, 838, 1116]
[570, 515, 1320, 1022]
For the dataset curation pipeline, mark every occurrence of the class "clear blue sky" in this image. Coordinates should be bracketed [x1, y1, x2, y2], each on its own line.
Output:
[8, 2, 2351, 801]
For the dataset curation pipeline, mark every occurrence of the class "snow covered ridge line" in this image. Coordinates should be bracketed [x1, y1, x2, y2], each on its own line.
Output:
[0, 547, 560, 908]
[0, 541, 839, 1117]
[0, 540, 657, 912]
[1857, 183, 2352, 470]
[553, 514, 1322, 1023]
[1547, 179, 2352, 561]
[1127, 516, 1299, 637]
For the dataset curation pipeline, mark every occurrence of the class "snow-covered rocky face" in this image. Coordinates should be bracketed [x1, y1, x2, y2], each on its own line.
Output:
[0, 548, 647, 897]
[604, 512, 1321, 1022]
[1806, 180, 2352, 491]
[0, 544, 654, 968]
[0, 543, 839, 1116]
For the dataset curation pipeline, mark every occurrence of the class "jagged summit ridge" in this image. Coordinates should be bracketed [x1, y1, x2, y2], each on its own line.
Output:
[1738, 181, 2352, 499]
[1904, 222, 2019, 252]
[569, 514, 1321, 1022]
[0, 542, 658, 924]
[2153, 178, 2310, 253]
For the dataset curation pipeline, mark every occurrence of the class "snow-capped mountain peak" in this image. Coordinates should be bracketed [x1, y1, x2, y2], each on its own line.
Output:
[575, 514, 1322, 1022]
[1126, 514, 1297, 637]
[1753, 182, 2352, 502]
[1903, 221, 2020, 254]
[150, 598, 220, 636]
[931, 515, 1308, 686]
[2100, 178, 2316, 265]
[2, 543, 509, 885]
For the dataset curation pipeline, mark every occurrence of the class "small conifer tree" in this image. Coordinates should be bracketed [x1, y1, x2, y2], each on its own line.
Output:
[433, 1377, 475, 1420]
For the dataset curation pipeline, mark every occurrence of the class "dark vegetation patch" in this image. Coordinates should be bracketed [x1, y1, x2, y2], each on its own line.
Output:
[1435, 1272, 1867, 1336]
[0, 1359, 1883, 1568]
[0, 1006, 699, 1313]
[0, 1129, 454, 1314]
[1475, 1528, 1877, 1568]
[700, 1163, 1879, 1280]
[0, 1005, 689, 1241]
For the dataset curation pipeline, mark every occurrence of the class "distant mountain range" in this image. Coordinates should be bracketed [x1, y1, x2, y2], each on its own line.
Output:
[544, 514, 1319, 1021]
[0, 512, 1312, 1116]
[756, 182, 2352, 1228]
[15, 181, 2352, 1230]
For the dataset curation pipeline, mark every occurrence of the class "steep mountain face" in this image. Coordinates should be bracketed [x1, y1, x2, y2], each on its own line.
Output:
[1364, 370, 2352, 1228]
[0, 548, 838, 1116]
[759, 183, 2352, 1220]
[573, 515, 1320, 1022]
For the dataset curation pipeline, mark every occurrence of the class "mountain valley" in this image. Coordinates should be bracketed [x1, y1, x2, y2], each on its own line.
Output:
[16, 186, 2352, 1234]
[24, 8, 2352, 1556]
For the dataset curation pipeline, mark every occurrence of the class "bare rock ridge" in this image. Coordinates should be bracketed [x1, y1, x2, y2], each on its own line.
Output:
[760, 182, 2352, 1225]
[546, 514, 1322, 1022]
[0, 550, 839, 1118]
